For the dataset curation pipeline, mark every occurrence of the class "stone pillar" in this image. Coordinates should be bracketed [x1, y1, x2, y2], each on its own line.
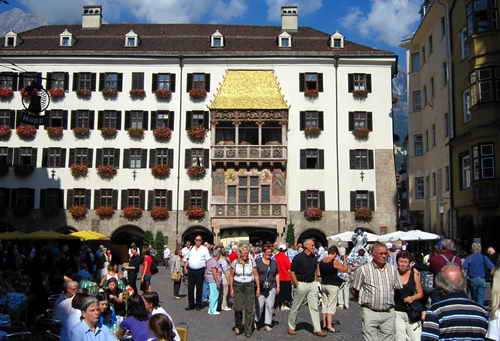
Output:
[258, 122, 263, 145]
[234, 122, 240, 144]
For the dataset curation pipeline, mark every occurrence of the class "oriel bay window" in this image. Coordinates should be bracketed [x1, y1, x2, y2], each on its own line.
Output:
[299, 73, 324, 92]
[0, 72, 17, 90]
[300, 149, 324, 169]
[466, 0, 498, 35]
[470, 67, 500, 106]
[151, 111, 174, 130]
[186, 111, 209, 130]
[125, 111, 148, 130]
[121, 189, 145, 209]
[39, 188, 64, 209]
[45, 110, 68, 129]
[73, 72, 96, 91]
[148, 189, 173, 210]
[350, 190, 375, 211]
[150, 148, 174, 168]
[152, 73, 175, 92]
[473, 143, 495, 180]
[350, 149, 374, 170]
[187, 73, 210, 92]
[96, 148, 120, 168]
[94, 189, 118, 209]
[460, 152, 472, 189]
[46, 72, 69, 90]
[185, 149, 209, 168]
[98, 111, 121, 130]
[349, 112, 373, 131]
[183, 190, 208, 210]
[71, 110, 94, 129]
[99, 73, 123, 91]
[67, 188, 91, 208]
[0, 110, 15, 128]
[123, 149, 147, 169]
[69, 148, 93, 167]
[42, 147, 66, 168]
[300, 190, 325, 210]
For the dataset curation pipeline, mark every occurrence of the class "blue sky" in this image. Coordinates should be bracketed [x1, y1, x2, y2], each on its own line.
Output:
[1, 0, 422, 69]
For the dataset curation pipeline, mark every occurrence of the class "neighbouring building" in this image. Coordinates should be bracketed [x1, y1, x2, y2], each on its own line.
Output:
[0, 5, 398, 249]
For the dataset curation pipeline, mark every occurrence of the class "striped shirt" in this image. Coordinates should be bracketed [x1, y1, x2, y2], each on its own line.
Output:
[421, 292, 488, 341]
[352, 261, 402, 311]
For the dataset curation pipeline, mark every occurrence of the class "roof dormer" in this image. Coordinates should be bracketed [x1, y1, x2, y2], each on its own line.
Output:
[278, 31, 292, 48]
[59, 29, 73, 47]
[211, 30, 224, 48]
[4, 31, 17, 48]
[330, 31, 345, 49]
[125, 30, 138, 47]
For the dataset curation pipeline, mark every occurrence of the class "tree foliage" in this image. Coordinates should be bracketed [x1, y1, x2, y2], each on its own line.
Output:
[143, 231, 154, 249]
[286, 224, 295, 246]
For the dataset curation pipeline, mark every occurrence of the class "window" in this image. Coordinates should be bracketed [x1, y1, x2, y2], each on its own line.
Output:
[350, 149, 374, 170]
[15, 188, 34, 209]
[444, 113, 449, 137]
[0, 72, 16, 90]
[127, 111, 145, 129]
[153, 73, 175, 91]
[280, 36, 290, 47]
[100, 111, 120, 129]
[421, 46, 426, 64]
[473, 143, 496, 180]
[432, 124, 436, 146]
[461, 153, 472, 189]
[228, 185, 236, 203]
[431, 77, 435, 98]
[213, 37, 222, 47]
[62, 36, 71, 46]
[466, 0, 498, 35]
[428, 35, 433, 54]
[423, 86, 428, 105]
[193, 73, 206, 90]
[237, 176, 260, 203]
[300, 73, 322, 91]
[154, 189, 168, 207]
[100, 73, 122, 90]
[72, 110, 93, 129]
[101, 148, 117, 167]
[186, 149, 207, 168]
[73, 189, 87, 206]
[152, 111, 173, 130]
[46, 110, 66, 128]
[42, 189, 63, 209]
[75, 72, 95, 91]
[306, 190, 320, 209]
[190, 190, 203, 208]
[72, 148, 92, 166]
[129, 149, 143, 169]
[415, 177, 425, 199]
[0, 147, 11, 166]
[413, 90, 422, 112]
[99, 189, 114, 207]
[414, 134, 423, 156]
[0, 110, 13, 128]
[300, 149, 324, 169]
[464, 89, 472, 122]
[19, 72, 40, 89]
[300, 111, 323, 130]
[127, 37, 136, 47]
[445, 166, 450, 191]
[125, 30, 138, 47]
[15, 147, 36, 166]
[333, 38, 342, 48]
[411, 52, 421, 73]
[441, 16, 446, 37]
[187, 111, 208, 130]
[349, 111, 372, 130]
[187, 73, 209, 92]
[442, 62, 449, 85]
[348, 73, 371, 92]
[6, 36, 15, 47]
[460, 27, 471, 59]
[425, 130, 429, 152]
[469, 67, 500, 106]
[350, 190, 374, 210]
[131, 73, 144, 90]
[432, 172, 437, 196]
[44, 148, 65, 168]
[155, 148, 173, 167]
[128, 189, 141, 207]
[261, 185, 270, 203]
[48, 72, 67, 90]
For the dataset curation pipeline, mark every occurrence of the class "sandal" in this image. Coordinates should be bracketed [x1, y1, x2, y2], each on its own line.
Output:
[233, 327, 242, 335]
[327, 327, 339, 334]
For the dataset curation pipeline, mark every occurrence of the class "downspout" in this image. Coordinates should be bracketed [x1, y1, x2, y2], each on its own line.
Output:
[175, 56, 184, 244]
[334, 57, 341, 233]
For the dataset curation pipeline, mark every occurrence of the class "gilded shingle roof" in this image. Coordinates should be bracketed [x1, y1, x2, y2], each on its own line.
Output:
[209, 70, 288, 110]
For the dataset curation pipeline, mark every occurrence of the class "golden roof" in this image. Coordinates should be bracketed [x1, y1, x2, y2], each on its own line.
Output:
[209, 70, 289, 110]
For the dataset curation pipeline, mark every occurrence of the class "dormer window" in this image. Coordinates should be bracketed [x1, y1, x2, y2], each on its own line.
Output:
[4, 31, 17, 48]
[279, 31, 292, 48]
[125, 30, 138, 47]
[330, 31, 345, 48]
[59, 29, 73, 47]
[211, 30, 224, 48]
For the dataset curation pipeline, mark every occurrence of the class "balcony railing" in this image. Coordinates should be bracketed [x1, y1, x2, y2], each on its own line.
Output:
[211, 145, 287, 161]
[212, 204, 287, 218]
[473, 179, 499, 208]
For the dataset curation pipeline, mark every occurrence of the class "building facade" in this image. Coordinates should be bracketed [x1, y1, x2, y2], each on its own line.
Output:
[0, 5, 398, 248]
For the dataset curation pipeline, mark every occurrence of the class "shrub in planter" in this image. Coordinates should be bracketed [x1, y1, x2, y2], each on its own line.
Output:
[73, 127, 90, 138]
[47, 127, 63, 139]
[48, 88, 65, 99]
[151, 164, 170, 178]
[304, 89, 319, 98]
[95, 206, 114, 218]
[353, 89, 368, 98]
[123, 206, 143, 219]
[0, 88, 14, 99]
[304, 127, 321, 137]
[16, 125, 37, 139]
[187, 128, 206, 141]
[304, 208, 323, 220]
[352, 128, 370, 139]
[70, 164, 88, 178]
[101, 127, 117, 138]
[150, 207, 169, 220]
[153, 127, 172, 141]
[128, 128, 144, 139]
[102, 88, 118, 98]
[130, 89, 146, 98]
[76, 89, 92, 98]
[189, 88, 207, 99]
[70, 205, 88, 219]
[155, 89, 172, 100]
[0, 126, 11, 139]
[354, 208, 372, 221]
[185, 208, 204, 219]
[187, 166, 206, 179]
[97, 165, 117, 179]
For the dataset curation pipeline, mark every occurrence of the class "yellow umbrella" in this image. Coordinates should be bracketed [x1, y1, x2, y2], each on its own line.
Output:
[70, 231, 110, 241]
[20, 230, 78, 240]
[0, 232, 25, 240]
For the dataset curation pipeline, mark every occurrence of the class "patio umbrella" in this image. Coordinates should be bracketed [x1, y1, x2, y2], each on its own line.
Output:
[378, 231, 406, 242]
[70, 231, 110, 241]
[19, 230, 78, 240]
[0, 232, 25, 240]
[400, 230, 440, 241]
[327, 231, 379, 242]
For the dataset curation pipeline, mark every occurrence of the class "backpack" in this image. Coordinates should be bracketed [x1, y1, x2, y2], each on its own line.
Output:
[420, 271, 434, 295]
[150, 257, 159, 275]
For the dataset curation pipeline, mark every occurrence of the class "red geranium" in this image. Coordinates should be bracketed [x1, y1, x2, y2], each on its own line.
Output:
[123, 206, 143, 219]
[128, 128, 144, 139]
[304, 208, 323, 220]
[101, 127, 117, 138]
[47, 127, 63, 139]
[20, 88, 32, 99]
[304, 127, 321, 137]
[187, 128, 206, 141]
[49, 88, 65, 99]
[0, 88, 14, 98]
[77, 89, 91, 98]
[70, 205, 88, 219]
[73, 127, 90, 138]
[70, 164, 88, 177]
[130, 89, 146, 98]
[355, 208, 372, 221]
[189, 88, 207, 99]
[185, 208, 204, 219]
[97, 165, 117, 179]
[151, 164, 170, 178]
[353, 89, 368, 98]
[150, 207, 169, 220]
[155, 89, 172, 100]
[304, 89, 319, 98]
[187, 166, 206, 179]
[153, 127, 172, 141]
[16, 125, 37, 139]
[95, 206, 114, 218]
[353, 128, 370, 138]
[102, 88, 118, 98]
[0, 126, 11, 139]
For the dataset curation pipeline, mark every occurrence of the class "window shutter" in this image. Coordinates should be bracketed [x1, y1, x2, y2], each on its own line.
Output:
[205, 74, 211, 92]
[203, 149, 209, 168]
[148, 190, 154, 210]
[99, 73, 105, 91]
[39, 189, 46, 209]
[97, 111, 104, 129]
[319, 112, 324, 130]
[61, 111, 68, 129]
[139, 190, 145, 210]
[124, 111, 131, 130]
[368, 150, 374, 169]
[9, 110, 15, 129]
[69, 149, 75, 166]
[366, 74, 372, 93]
[89, 111, 95, 130]
[67, 189, 74, 208]
[319, 191, 325, 211]
[300, 191, 306, 211]
[42, 149, 48, 168]
[132, 72, 144, 90]
[202, 190, 208, 210]
[203, 111, 209, 129]
[117, 73, 123, 91]
[171, 74, 176, 92]
[91, 73, 96, 91]
[300, 150, 306, 169]
[149, 150, 156, 168]
[7, 148, 12, 166]
[349, 150, 355, 169]
[116, 111, 122, 130]
[123, 149, 130, 169]
[348, 112, 354, 131]
[152, 73, 158, 92]
[299, 73, 304, 92]
[11, 73, 18, 91]
[46, 73, 52, 89]
[318, 150, 324, 169]
[186, 111, 192, 130]
[169, 111, 175, 130]
[112, 190, 118, 209]
[96, 149, 102, 167]
[13, 148, 19, 165]
[70, 111, 76, 129]
[73, 73, 79, 91]
[168, 149, 174, 169]
[183, 190, 191, 210]
[59, 149, 66, 168]
[85, 190, 91, 209]
[16, 110, 23, 128]
[167, 190, 173, 210]
[185, 149, 192, 168]
[141, 149, 147, 168]
[57, 189, 64, 209]
[31, 148, 37, 167]
[121, 190, 128, 209]
[186, 74, 193, 92]
[300, 111, 305, 130]
[94, 190, 101, 209]
[348, 74, 354, 92]
[87, 149, 93, 168]
[114, 149, 120, 168]
[369, 191, 375, 210]
[318, 73, 324, 92]
[64, 72, 69, 91]
[151, 111, 157, 129]
[142, 111, 148, 130]
[367, 112, 373, 131]
[350, 191, 356, 211]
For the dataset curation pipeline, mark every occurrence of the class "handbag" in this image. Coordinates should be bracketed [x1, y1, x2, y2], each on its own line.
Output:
[407, 300, 424, 323]
[170, 272, 182, 281]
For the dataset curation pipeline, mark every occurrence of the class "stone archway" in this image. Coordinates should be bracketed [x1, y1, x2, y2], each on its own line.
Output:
[111, 225, 145, 263]
[297, 229, 327, 248]
[219, 226, 278, 246]
[182, 225, 214, 244]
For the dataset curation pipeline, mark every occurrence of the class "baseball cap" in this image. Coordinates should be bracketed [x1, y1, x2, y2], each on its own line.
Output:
[435, 241, 444, 247]
[278, 244, 287, 251]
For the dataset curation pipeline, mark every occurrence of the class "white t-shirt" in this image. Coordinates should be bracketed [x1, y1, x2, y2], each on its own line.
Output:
[151, 307, 180, 341]
[231, 259, 256, 283]
[186, 246, 210, 270]
[181, 247, 191, 261]
[487, 311, 500, 340]
[164, 248, 171, 259]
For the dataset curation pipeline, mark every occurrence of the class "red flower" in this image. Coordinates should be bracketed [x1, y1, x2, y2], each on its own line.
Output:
[0, 88, 14, 98]
[70, 205, 88, 219]
[185, 208, 204, 219]
[101, 127, 117, 138]
[155, 89, 172, 100]
[130, 89, 146, 98]
[128, 128, 144, 139]
[151, 164, 170, 178]
[47, 126, 63, 139]
[16, 125, 37, 139]
[304, 208, 323, 220]
[20, 88, 32, 99]
[97, 165, 117, 179]
[189, 88, 207, 99]
[102, 88, 118, 98]
[150, 207, 169, 220]
[153, 127, 172, 141]
[77, 89, 91, 98]
[95, 206, 114, 218]
[49, 88, 65, 99]
[352, 128, 370, 138]
[187, 166, 206, 179]
[70, 164, 88, 177]
[354, 208, 372, 221]
[123, 206, 143, 219]
[73, 127, 90, 138]
[187, 128, 206, 141]
[0, 126, 11, 139]
[304, 89, 319, 98]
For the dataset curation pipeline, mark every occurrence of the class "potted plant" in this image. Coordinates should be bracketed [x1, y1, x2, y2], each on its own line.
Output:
[130, 89, 146, 98]
[153, 127, 172, 141]
[187, 165, 206, 179]
[0, 126, 11, 139]
[189, 88, 207, 100]
[101, 127, 117, 138]
[187, 127, 206, 141]
[354, 207, 372, 221]
[353, 89, 368, 98]
[70, 205, 87, 219]
[97, 165, 117, 179]
[73, 127, 90, 138]
[150, 207, 169, 220]
[352, 127, 370, 138]
[16, 125, 37, 139]
[151, 164, 170, 178]
[76, 89, 91, 98]
[185, 207, 204, 219]
[70, 164, 88, 178]
[304, 127, 321, 137]
[95, 206, 114, 218]
[155, 89, 172, 100]
[128, 128, 144, 139]
[304, 207, 323, 220]
[0, 88, 13, 99]
[49, 88, 65, 99]
[304, 88, 319, 98]
[102, 88, 118, 98]
[123, 206, 143, 219]
[47, 126, 63, 139]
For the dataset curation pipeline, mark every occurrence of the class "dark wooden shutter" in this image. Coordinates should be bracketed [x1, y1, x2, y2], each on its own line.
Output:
[39, 189, 47, 209]
[124, 111, 131, 130]
[300, 111, 305, 130]
[203, 149, 209, 168]
[318, 150, 324, 169]
[368, 150, 374, 169]
[300, 191, 306, 211]
[203, 111, 209, 129]
[67, 189, 74, 208]
[96, 149, 102, 167]
[69, 149, 75, 166]
[91, 73, 96, 91]
[64, 72, 69, 90]
[85, 190, 91, 209]
[31, 148, 37, 167]
[148, 190, 154, 210]
[139, 190, 145, 209]
[132, 72, 144, 90]
[8, 110, 15, 129]
[185, 149, 191, 168]
[186, 74, 193, 92]
[123, 149, 130, 168]
[15, 110, 23, 128]
[350, 191, 356, 211]
[70, 111, 77, 129]
[97, 111, 104, 129]
[114, 149, 120, 168]
[141, 149, 147, 168]
[348, 74, 354, 92]
[319, 191, 325, 211]
[183, 190, 191, 210]
[152, 73, 158, 92]
[186, 111, 192, 130]
[170, 74, 176, 92]
[369, 191, 375, 210]
[367, 112, 373, 131]
[112, 190, 118, 209]
[73, 73, 79, 91]
[168, 149, 174, 168]
[366, 74, 372, 93]
[61, 110, 68, 129]
[349, 150, 355, 169]
[99, 73, 105, 91]
[349, 112, 354, 131]
[116, 111, 122, 130]
[117, 73, 123, 91]
[169, 111, 175, 130]
[142, 111, 148, 130]
[300, 150, 306, 169]
[57, 189, 64, 209]
[318, 73, 323, 92]
[202, 190, 208, 210]
[59, 149, 66, 168]
[149, 150, 156, 168]
[6, 148, 12, 166]
[318, 112, 324, 130]
[167, 191, 173, 210]
[10, 73, 18, 91]
[299, 73, 304, 92]
[13, 148, 19, 165]
[89, 111, 95, 130]
[151, 111, 157, 129]
[10, 189, 16, 209]
[205, 74, 210, 92]
[94, 190, 101, 209]
[46, 73, 52, 89]
[87, 149, 93, 168]
[42, 149, 48, 167]
[121, 190, 128, 209]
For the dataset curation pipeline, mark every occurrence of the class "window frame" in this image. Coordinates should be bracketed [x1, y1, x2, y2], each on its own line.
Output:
[154, 189, 168, 208]
[100, 189, 114, 207]
[472, 143, 496, 180]
[306, 190, 320, 209]
[47, 147, 63, 168]
[413, 90, 422, 112]
[415, 177, 425, 200]
[354, 191, 369, 209]
[192, 73, 206, 90]
[128, 189, 141, 207]
[414, 134, 424, 157]
[466, 0, 498, 36]
[190, 190, 203, 208]
[461, 153, 472, 189]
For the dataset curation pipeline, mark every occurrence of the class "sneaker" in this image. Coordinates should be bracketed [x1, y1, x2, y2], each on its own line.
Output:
[208, 311, 220, 315]
[264, 325, 272, 332]
[281, 306, 290, 311]
[222, 307, 232, 311]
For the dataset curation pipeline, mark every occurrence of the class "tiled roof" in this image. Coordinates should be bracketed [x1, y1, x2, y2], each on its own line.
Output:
[0, 23, 394, 56]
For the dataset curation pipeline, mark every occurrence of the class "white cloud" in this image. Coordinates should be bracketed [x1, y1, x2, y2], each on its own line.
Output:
[341, 0, 421, 47]
[265, 0, 323, 22]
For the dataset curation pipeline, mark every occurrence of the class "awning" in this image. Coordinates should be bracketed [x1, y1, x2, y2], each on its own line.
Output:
[70, 231, 110, 240]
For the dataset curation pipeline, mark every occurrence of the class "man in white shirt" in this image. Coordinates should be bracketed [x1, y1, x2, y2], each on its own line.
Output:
[181, 241, 192, 262]
[183, 235, 210, 311]
[163, 246, 171, 268]
[54, 281, 79, 322]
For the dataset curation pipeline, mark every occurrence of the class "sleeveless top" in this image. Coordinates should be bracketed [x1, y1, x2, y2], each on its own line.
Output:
[394, 268, 416, 312]
[319, 261, 343, 286]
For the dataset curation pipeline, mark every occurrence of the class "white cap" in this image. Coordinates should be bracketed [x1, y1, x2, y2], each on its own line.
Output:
[385, 243, 392, 249]
[278, 244, 287, 251]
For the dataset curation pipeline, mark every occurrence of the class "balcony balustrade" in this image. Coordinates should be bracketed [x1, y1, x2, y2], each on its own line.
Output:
[211, 145, 287, 162]
[473, 179, 499, 208]
[212, 204, 287, 218]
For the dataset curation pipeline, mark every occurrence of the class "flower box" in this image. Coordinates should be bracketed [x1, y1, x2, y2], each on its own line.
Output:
[130, 89, 146, 98]
[185, 208, 204, 219]
[151, 207, 169, 220]
[128, 128, 144, 139]
[187, 128, 206, 141]
[47, 127, 63, 139]
[73, 127, 90, 138]
[355, 208, 372, 221]
[304, 208, 323, 220]
[0, 126, 11, 139]
[95, 206, 114, 218]
[153, 127, 172, 141]
[155, 89, 172, 100]
[353, 128, 370, 139]
[14, 164, 34, 177]
[20, 88, 32, 99]
[0, 88, 14, 99]
[77, 89, 91, 98]
[70, 205, 88, 219]
[304, 89, 319, 98]
[49, 88, 65, 99]
[16, 125, 37, 139]
[304, 127, 321, 137]
[70, 164, 88, 178]
[101, 127, 117, 138]
[189, 88, 207, 99]
[123, 206, 143, 220]
[102, 88, 118, 98]
[187, 166, 206, 179]
[97, 165, 117, 179]
[151, 164, 170, 178]
[353, 89, 368, 98]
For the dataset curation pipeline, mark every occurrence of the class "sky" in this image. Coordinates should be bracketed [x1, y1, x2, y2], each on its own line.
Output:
[1, 0, 424, 70]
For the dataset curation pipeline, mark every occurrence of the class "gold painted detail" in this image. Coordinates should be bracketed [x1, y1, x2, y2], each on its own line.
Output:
[212, 110, 288, 122]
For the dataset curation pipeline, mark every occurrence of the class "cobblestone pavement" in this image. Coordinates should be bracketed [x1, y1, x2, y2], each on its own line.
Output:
[151, 267, 363, 341]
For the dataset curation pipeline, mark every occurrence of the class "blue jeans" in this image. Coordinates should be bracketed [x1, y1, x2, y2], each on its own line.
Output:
[469, 277, 487, 306]
[208, 282, 219, 314]
[202, 280, 210, 302]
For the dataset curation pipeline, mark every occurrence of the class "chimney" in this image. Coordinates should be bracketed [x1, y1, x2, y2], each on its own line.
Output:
[82, 5, 102, 29]
[281, 6, 298, 32]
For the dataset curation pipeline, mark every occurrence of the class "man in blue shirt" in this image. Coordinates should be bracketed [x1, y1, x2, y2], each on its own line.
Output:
[463, 242, 495, 306]
[71, 296, 117, 341]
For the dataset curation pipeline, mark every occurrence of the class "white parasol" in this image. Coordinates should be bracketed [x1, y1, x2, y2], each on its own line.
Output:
[377, 231, 406, 242]
[327, 231, 379, 242]
[400, 229, 440, 241]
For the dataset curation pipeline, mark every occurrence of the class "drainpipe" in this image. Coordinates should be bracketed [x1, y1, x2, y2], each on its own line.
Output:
[334, 57, 341, 233]
[175, 56, 184, 246]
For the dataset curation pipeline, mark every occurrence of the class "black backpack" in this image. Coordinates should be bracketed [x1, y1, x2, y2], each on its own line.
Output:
[151, 258, 159, 275]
